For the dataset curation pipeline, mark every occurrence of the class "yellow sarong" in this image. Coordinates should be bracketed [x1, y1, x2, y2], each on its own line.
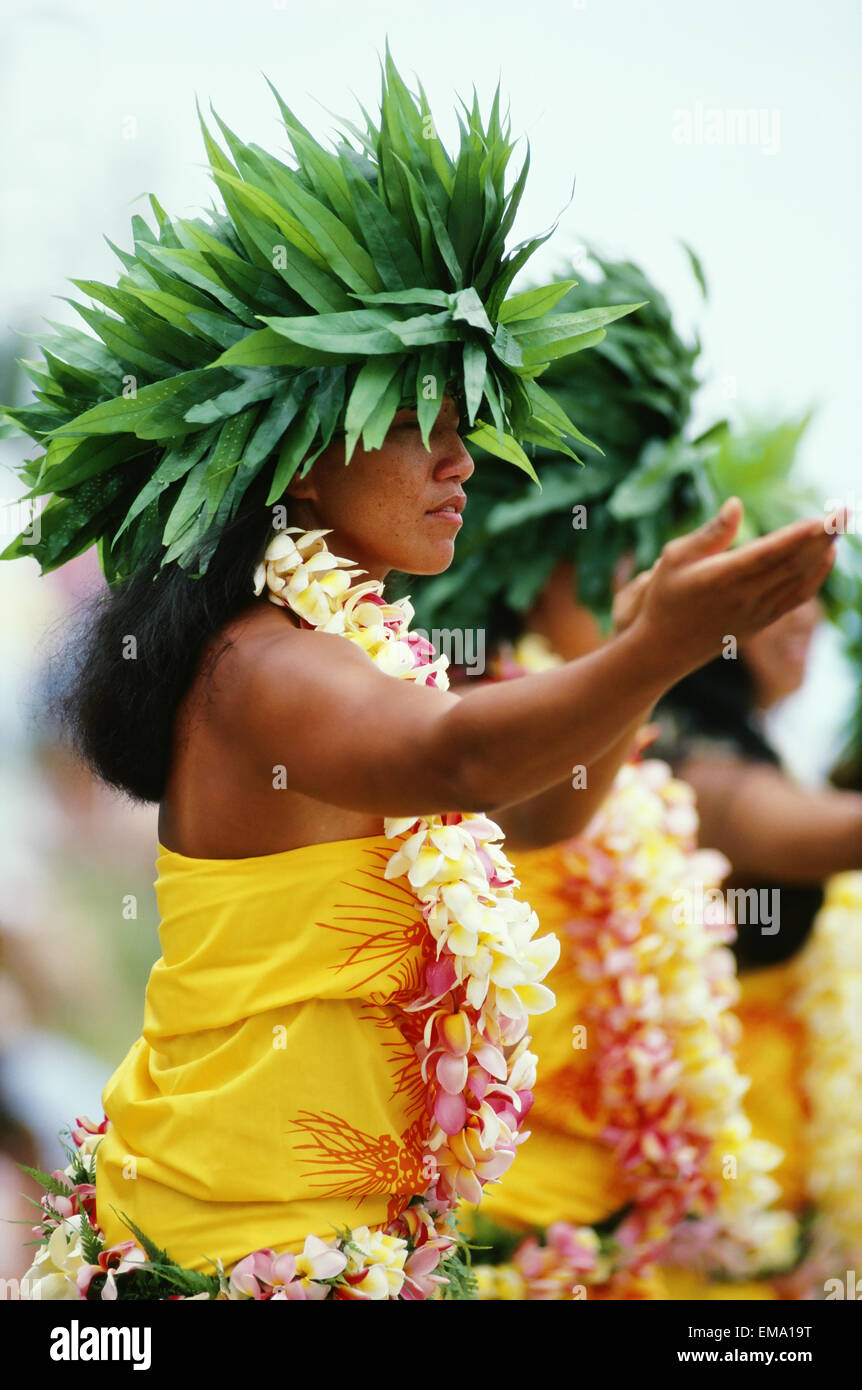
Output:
[480, 843, 627, 1232]
[482, 846, 801, 1301]
[476, 845, 669, 1297]
[662, 959, 805, 1301]
[96, 834, 430, 1271]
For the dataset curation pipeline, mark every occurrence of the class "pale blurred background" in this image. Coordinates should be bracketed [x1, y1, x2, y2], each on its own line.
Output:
[0, 0, 859, 1274]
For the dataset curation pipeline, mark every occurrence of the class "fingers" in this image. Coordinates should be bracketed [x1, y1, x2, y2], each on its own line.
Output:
[661, 497, 743, 566]
[698, 516, 836, 589]
[612, 567, 652, 632]
[745, 542, 837, 629]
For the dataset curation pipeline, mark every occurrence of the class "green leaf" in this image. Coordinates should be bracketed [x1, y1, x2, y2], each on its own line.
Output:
[360, 361, 404, 451]
[498, 280, 579, 324]
[244, 373, 313, 467]
[464, 421, 539, 481]
[414, 346, 447, 449]
[265, 399, 321, 502]
[183, 368, 279, 424]
[18, 1164, 74, 1199]
[388, 309, 462, 349]
[31, 435, 147, 496]
[343, 354, 403, 465]
[261, 308, 401, 358]
[451, 286, 493, 334]
[113, 424, 220, 543]
[462, 339, 487, 427]
[46, 370, 234, 440]
[210, 327, 327, 369]
[513, 304, 644, 365]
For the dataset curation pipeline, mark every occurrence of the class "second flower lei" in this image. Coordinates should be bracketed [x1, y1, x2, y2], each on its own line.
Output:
[472, 635, 799, 1299]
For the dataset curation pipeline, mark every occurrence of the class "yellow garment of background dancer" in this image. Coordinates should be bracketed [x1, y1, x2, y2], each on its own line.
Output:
[473, 754, 799, 1301]
[480, 842, 629, 1234]
[475, 840, 668, 1299]
[96, 835, 431, 1271]
[660, 961, 802, 1300]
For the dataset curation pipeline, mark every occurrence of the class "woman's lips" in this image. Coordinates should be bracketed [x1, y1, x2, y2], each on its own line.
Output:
[426, 496, 465, 527]
[426, 506, 463, 526]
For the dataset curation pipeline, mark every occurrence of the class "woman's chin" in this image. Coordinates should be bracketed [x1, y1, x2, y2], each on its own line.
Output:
[394, 538, 458, 577]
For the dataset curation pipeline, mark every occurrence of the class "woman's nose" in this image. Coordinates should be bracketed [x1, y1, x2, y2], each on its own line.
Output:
[433, 436, 475, 484]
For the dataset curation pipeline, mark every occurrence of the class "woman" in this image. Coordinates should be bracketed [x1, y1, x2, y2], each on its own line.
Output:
[408, 255, 846, 1298]
[654, 598, 862, 1298]
[4, 60, 839, 1300]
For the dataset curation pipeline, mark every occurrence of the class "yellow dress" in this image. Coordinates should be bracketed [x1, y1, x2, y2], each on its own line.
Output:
[660, 961, 804, 1301]
[476, 843, 668, 1298]
[480, 844, 628, 1233]
[96, 834, 432, 1272]
[480, 842, 797, 1301]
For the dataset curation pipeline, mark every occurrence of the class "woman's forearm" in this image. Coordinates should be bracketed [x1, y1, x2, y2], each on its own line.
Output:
[493, 712, 652, 847]
[434, 625, 674, 812]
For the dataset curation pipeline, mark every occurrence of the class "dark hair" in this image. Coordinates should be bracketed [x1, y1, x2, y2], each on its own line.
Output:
[656, 653, 778, 766]
[48, 475, 277, 804]
[656, 654, 826, 969]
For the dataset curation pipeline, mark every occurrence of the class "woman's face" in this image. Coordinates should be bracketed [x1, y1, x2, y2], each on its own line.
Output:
[284, 393, 474, 578]
[740, 597, 822, 707]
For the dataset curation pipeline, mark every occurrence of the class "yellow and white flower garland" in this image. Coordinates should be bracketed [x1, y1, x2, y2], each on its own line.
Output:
[471, 635, 798, 1296]
[794, 872, 862, 1270]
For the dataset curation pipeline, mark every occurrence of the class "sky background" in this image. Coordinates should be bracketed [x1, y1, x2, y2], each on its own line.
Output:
[1, 0, 860, 774]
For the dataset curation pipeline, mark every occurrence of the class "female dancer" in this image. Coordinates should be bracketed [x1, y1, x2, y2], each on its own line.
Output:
[410, 256, 853, 1298]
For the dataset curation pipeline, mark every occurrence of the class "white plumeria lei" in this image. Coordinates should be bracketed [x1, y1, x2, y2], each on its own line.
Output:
[254, 527, 559, 1211]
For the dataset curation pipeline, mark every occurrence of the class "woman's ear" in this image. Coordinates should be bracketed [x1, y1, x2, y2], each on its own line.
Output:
[284, 460, 319, 502]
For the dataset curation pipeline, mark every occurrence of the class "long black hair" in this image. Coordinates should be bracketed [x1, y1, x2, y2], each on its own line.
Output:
[47, 473, 277, 805]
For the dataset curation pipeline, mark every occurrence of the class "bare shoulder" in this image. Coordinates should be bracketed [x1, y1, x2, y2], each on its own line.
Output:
[202, 602, 318, 702]
[196, 599, 385, 724]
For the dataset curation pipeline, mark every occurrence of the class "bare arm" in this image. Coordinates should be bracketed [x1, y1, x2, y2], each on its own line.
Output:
[235, 501, 839, 819]
[487, 713, 651, 847]
[678, 756, 862, 882]
[467, 563, 659, 847]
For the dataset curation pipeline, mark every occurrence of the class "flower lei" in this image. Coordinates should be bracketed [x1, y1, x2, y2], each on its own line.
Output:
[20, 530, 558, 1301]
[791, 872, 862, 1284]
[471, 636, 799, 1298]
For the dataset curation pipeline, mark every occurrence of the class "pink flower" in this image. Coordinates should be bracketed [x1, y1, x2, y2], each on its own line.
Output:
[77, 1239, 147, 1298]
[72, 1115, 109, 1147]
[228, 1236, 346, 1300]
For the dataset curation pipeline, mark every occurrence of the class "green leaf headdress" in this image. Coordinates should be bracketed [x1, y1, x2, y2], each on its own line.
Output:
[409, 246, 704, 633]
[0, 41, 641, 584]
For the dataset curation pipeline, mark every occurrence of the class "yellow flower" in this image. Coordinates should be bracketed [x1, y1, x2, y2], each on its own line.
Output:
[345, 1228, 408, 1299]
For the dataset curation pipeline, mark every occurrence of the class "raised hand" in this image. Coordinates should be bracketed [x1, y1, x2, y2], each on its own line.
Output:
[625, 498, 840, 678]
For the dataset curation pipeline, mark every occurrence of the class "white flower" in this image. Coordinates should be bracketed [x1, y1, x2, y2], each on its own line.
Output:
[22, 1215, 87, 1300]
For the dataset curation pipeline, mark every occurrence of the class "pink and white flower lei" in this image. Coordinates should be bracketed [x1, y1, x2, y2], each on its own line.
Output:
[470, 634, 799, 1297]
[790, 872, 862, 1291]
